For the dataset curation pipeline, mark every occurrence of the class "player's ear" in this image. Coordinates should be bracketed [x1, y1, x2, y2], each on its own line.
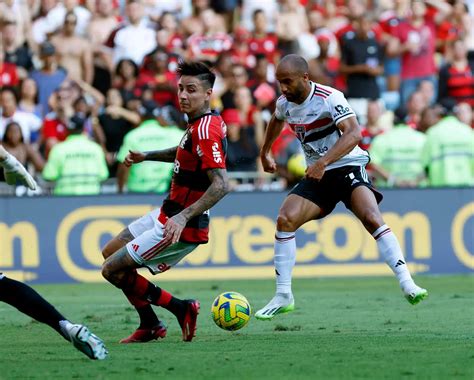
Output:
[206, 87, 213, 100]
[303, 72, 309, 81]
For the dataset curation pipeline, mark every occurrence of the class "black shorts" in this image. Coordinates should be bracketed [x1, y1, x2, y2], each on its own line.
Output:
[289, 165, 383, 216]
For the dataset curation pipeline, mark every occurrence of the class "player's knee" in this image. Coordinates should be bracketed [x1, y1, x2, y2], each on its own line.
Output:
[277, 212, 298, 231]
[360, 209, 383, 231]
[101, 263, 119, 285]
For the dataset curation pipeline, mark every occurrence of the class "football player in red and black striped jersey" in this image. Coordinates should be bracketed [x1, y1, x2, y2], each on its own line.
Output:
[102, 61, 230, 343]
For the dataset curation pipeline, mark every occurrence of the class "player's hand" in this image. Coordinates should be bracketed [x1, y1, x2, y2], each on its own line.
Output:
[260, 152, 277, 173]
[2, 156, 37, 190]
[124, 150, 146, 167]
[305, 159, 327, 181]
[163, 213, 188, 244]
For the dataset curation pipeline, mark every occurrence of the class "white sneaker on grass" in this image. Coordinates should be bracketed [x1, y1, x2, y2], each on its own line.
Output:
[255, 293, 295, 320]
[66, 324, 108, 360]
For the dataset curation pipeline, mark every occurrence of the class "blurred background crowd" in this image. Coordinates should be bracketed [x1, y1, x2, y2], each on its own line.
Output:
[0, 0, 473, 196]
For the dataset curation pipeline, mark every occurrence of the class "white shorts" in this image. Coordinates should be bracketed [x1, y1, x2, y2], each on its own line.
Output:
[126, 208, 199, 275]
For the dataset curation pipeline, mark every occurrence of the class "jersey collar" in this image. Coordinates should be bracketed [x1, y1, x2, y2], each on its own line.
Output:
[187, 111, 216, 125]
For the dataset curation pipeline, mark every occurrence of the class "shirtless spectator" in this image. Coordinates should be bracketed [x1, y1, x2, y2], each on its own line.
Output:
[51, 12, 93, 84]
[276, 0, 310, 56]
[0, 0, 32, 47]
[46, 0, 92, 38]
[87, 0, 120, 94]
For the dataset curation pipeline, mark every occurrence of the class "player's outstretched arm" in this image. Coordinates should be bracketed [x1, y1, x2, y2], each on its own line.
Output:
[123, 147, 178, 167]
[164, 168, 230, 244]
[0, 145, 37, 190]
[260, 114, 285, 173]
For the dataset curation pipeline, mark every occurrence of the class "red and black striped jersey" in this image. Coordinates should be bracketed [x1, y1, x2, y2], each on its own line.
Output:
[159, 112, 227, 243]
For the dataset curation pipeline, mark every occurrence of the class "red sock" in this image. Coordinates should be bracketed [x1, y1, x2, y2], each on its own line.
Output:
[156, 289, 172, 307]
[122, 271, 151, 307]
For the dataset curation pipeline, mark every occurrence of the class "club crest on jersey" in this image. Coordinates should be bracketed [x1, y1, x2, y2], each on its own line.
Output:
[295, 125, 306, 141]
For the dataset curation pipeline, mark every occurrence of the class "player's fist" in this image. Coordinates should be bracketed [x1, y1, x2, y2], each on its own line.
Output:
[260, 152, 277, 173]
[124, 150, 146, 167]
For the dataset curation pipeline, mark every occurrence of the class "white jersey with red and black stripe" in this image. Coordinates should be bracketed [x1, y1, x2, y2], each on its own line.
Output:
[275, 81, 369, 170]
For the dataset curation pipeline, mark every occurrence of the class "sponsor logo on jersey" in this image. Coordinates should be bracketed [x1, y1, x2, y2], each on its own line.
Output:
[212, 142, 222, 163]
[333, 104, 351, 118]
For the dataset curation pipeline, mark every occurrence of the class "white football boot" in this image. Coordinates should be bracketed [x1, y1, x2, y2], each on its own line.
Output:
[65, 324, 108, 360]
[255, 293, 295, 320]
[401, 281, 428, 305]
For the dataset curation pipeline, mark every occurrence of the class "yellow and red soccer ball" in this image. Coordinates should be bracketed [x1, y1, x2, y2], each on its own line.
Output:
[211, 292, 251, 331]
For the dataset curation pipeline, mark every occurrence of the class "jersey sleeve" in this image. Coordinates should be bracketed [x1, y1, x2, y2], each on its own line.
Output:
[327, 90, 356, 125]
[274, 96, 287, 121]
[194, 118, 226, 170]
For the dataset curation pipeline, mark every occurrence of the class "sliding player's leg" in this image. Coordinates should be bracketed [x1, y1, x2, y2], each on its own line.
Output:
[0, 274, 107, 359]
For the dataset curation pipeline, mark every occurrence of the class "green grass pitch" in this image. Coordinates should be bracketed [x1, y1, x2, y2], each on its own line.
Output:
[0, 275, 472, 379]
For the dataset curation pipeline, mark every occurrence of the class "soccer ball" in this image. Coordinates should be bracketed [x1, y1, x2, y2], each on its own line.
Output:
[211, 292, 251, 331]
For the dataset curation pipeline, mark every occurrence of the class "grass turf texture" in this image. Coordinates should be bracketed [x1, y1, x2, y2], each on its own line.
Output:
[0, 275, 472, 380]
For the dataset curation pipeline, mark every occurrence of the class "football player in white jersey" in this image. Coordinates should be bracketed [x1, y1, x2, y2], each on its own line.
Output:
[0, 145, 107, 360]
[255, 55, 427, 320]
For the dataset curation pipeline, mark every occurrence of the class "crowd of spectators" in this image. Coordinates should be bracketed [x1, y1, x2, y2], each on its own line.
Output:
[0, 0, 473, 196]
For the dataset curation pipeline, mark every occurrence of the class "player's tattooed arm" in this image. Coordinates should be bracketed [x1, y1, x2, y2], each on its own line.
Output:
[163, 168, 230, 244]
[144, 147, 178, 162]
[124, 147, 178, 166]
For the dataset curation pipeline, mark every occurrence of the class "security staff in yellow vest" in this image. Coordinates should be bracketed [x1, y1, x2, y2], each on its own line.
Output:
[43, 114, 108, 195]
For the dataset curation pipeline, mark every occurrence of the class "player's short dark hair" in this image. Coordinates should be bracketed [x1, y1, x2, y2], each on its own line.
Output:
[176, 60, 216, 89]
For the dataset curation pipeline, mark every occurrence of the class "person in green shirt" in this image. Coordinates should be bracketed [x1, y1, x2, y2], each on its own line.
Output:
[116, 103, 183, 193]
[421, 99, 474, 187]
[42, 114, 109, 195]
[369, 108, 427, 187]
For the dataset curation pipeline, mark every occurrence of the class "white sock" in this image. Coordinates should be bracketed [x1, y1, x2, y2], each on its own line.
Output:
[373, 225, 413, 288]
[274, 230, 296, 295]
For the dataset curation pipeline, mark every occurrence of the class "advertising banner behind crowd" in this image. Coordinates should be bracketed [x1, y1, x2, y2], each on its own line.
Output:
[0, 189, 472, 284]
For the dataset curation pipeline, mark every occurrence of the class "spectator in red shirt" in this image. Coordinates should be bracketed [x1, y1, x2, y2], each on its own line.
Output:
[0, 47, 19, 88]
[438, 39, 474, 107]
[230, 27, 256, 69]
[248, 9, 279, 66]
[186, 8, 232, 63]
[137, 49, 178, 108]
[395, 0, 451, 106]
[41, 93, 72, 157]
